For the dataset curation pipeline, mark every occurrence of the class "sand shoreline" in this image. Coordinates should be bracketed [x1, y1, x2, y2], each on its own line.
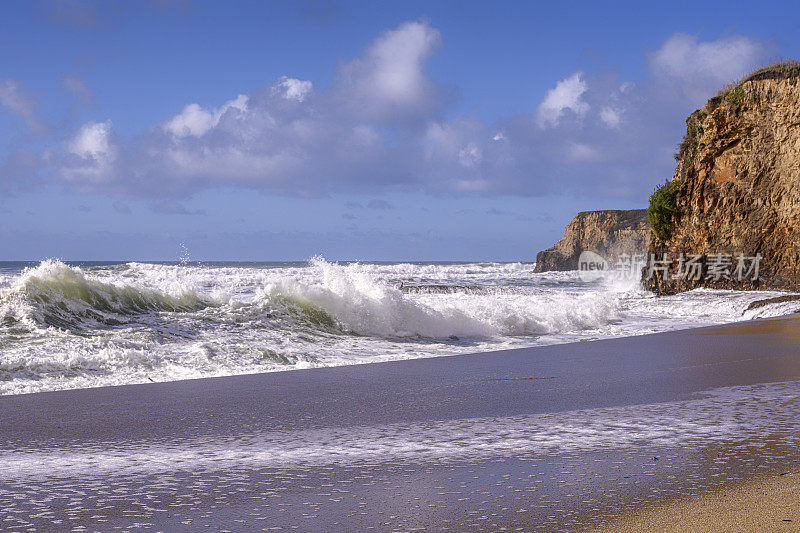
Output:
[2, 315, 800, 531]
[599, 468, 800, 532]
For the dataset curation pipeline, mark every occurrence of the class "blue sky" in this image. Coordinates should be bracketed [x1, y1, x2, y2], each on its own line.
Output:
[0, 0, 796, 261]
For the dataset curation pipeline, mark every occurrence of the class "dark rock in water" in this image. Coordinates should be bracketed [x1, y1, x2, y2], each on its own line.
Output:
[534, 209, 650, 272]
[646, 63, 800, 294]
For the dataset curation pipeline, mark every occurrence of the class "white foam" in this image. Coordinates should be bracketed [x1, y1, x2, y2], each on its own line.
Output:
[0, 259, 795, 395]
[3, 380, 799, 479]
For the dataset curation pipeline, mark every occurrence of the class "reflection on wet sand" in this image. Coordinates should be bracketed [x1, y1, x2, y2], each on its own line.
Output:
[2, 317, 800, 531]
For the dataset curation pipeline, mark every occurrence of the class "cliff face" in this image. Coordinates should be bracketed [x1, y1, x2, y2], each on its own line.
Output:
[535, 209, 650, 272]
[646, 69, 800, 294]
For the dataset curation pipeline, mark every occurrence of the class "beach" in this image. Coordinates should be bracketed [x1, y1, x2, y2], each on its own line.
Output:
[601, 469, 800, 531]
[5, 3, 800, 531]
[2, 314, 800, 531]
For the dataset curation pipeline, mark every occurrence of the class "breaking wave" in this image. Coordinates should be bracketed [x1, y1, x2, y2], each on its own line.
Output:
[0, 258, 795, 395]
[0, 260, 211, 332]
[258, 258, 620, 338]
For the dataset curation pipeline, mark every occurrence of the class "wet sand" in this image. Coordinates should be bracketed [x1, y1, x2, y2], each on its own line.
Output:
[601, 468, 800, 532]
[2, 315, 800, 531]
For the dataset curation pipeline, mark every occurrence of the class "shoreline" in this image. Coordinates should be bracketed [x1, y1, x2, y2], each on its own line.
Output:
[599, 468, 800, 532]
[5, 311, 799, 400]
[2, 314, 800, 530]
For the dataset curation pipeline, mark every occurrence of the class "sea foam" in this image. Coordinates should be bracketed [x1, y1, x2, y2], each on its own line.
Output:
[0, 259, 795, 395]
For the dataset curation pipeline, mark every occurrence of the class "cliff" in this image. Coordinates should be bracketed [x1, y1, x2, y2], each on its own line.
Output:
[534, 209, 651, 272]
[646, 62, 800, 294]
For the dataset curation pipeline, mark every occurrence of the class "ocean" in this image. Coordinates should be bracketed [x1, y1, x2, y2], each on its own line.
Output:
[0, 258, 795, 396]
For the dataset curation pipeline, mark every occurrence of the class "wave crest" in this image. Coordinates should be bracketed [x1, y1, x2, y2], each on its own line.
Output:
[256, 258, 619, 339]
[0, 260, 210, 332]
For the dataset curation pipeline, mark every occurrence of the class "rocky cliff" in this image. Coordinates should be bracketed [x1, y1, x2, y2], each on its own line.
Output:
[534, 209, 651, 272]
[646, 62, 800, 294]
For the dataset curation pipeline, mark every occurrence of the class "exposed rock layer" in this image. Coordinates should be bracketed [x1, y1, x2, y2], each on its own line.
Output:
[646, 74, 800, 294]
[535, 210, 650, 272]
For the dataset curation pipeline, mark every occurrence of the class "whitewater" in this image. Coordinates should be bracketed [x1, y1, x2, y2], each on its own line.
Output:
[0, 259, 796, 396]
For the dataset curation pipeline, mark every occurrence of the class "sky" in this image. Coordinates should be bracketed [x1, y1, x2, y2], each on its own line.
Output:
[0, 0, 798, 261]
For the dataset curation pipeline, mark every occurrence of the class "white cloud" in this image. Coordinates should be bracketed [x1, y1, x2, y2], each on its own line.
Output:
[536, 72, 589, 128]
[0, 79, 43, 132]
[338, 20, 442, 119]
[163, 104, 214, 138]
[274, 77, 313, 102]
[566, 142, 601, 162]
[69, 120, 114, 159]
[55, 21, 445, 196]
[63, 120, 117, 185]
[649, 34, 768, 103]
[48, 28, 771, 202]
[458, 143, 482, 167]
[423, 118, 484, 165]
[163, 94, 248, 138]
[600, 106, 621, 128]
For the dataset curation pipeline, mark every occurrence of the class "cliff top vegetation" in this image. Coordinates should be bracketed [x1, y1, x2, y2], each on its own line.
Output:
[674, 60, 800, 162]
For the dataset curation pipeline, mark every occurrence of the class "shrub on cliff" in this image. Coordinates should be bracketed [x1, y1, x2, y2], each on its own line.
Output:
[742, 59, 800, 83]
[706, 60, 800, 113]
[675, 110, 705, 162]
[725, 86, 746, 105]
[648, 180, 679, 240]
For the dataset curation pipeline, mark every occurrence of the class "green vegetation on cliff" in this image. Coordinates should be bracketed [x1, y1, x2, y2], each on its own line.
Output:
[647, 180, 679, 240]
[648, 59, 800, 294]
[741, 59, 800, 83]
[675, 61, 800, 162]
[675, 110, 705, 162]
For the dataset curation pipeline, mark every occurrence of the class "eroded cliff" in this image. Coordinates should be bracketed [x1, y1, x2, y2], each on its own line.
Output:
[646, 63, 800, 294]
[534, 209, 650, 272]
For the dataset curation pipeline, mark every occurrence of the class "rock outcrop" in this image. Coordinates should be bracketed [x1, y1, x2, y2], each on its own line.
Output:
[535, 210, 651, 272]
[646, 63, 800, 294]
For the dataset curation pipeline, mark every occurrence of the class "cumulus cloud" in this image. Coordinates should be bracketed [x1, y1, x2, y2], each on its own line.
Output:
[336, 20, 443, 120]
[69, 120, 114, 158]
[163, 94, 248, 138]
[0, 80, 43, 132]
[56, 21, 443, 197]
[648, 33, 769, 104]
[536, 72, 589, 128]
[274, 76, 313, 102]
[600, 106, 621, 128]
[47, 27, 773, 201]
[62, 120, 117, 186]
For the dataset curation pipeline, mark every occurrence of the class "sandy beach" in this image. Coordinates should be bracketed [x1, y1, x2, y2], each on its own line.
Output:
[6, 2, 800, 531]
[2, 315, 800, 531]
[601, 468, 800, 532]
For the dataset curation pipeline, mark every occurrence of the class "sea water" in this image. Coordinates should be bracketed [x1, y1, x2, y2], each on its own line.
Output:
[0, 259, 794, 395]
